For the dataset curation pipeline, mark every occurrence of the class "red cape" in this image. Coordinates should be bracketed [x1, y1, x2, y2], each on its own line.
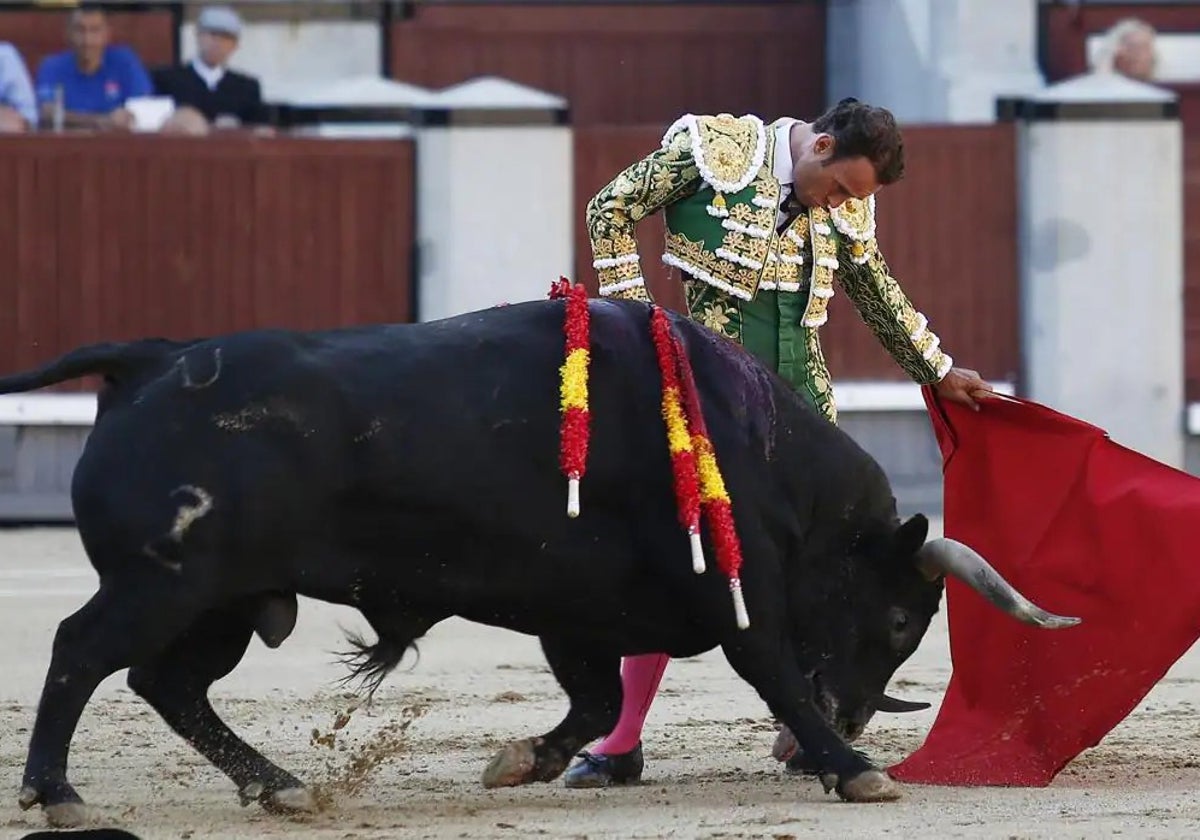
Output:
[888, 387, 1200, 786]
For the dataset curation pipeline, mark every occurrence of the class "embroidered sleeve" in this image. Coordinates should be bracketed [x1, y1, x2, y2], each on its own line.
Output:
[585, 128, 702, 301]
[837, 241, 954, 384]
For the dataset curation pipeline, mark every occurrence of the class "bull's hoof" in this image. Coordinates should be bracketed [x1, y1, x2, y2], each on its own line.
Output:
[771, 727, 798, 762]
[18, 783, 89, 827]
[17, 785, 39, 810]
[239, 781, 316, 814]
[482, 739, 538, 788]
[263, 786, 317, 814]
[44, 800, 90, 827]
[836, 770, 902, 803]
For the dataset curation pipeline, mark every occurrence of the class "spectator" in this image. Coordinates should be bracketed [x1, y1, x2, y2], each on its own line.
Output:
[35, 2, 153, 132]
[1093, 17, 1158, 83]
[0, 41, 37, 133]
[152, 6, 268, 129]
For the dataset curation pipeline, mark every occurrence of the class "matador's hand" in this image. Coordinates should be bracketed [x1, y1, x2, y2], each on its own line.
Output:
[934, 366, 995, 411]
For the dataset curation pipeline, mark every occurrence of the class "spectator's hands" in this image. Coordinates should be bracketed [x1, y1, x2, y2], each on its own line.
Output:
[0, 106, 28, 134]
[103, 108, 135, 131]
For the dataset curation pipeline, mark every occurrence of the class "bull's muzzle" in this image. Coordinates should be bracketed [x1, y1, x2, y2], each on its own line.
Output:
[915, 538, 1082, 630]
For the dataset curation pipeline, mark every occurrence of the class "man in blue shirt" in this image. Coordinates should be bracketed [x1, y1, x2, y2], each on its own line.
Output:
[35, 3, 153, 131]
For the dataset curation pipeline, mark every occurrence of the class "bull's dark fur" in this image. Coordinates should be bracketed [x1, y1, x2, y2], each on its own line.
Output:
[11, 297, 946, 824]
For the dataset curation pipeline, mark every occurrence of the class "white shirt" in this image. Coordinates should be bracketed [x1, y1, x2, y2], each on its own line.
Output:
[772, 118, 799, 230]
[191, 58, 225, 91]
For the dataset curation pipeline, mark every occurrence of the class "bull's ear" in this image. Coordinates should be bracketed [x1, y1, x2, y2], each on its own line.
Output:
[893, 514, 929, 559]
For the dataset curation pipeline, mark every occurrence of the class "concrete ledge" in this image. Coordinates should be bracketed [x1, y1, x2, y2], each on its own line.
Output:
[0, 395, 97, 426]
[0, 381, 1018, 427]
[833, 380, 1016, 412]
[1186, 403, 1200, 436]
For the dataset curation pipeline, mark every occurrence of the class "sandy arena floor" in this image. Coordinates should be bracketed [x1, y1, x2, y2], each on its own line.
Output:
[3, 523, 1200, 840]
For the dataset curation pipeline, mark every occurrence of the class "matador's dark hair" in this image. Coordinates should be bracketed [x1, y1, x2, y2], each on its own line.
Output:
[811, 97, 906, 185]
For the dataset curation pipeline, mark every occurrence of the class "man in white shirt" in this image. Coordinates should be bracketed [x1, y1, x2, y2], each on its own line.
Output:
[0, 41, 36, 132]
[152, 5, 268, 129]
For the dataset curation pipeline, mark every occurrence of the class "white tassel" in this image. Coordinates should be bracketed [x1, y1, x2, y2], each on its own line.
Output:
[730, 577, 750, 629]
[567, 476, 580, 518]
[689, 529, 706, 574]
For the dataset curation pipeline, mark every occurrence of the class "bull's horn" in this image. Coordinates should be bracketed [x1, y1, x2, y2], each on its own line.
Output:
[916, 538, 1082, 630]
[874, 694, 930, 713]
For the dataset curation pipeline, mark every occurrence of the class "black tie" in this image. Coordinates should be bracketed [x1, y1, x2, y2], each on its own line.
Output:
[777, 189, 803, 234]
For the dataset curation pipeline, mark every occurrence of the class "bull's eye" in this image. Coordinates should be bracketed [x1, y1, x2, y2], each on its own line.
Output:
[889, 607, 911, 641]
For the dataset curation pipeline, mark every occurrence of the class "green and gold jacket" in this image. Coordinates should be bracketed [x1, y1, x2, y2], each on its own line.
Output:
[585, 112, 953, 416]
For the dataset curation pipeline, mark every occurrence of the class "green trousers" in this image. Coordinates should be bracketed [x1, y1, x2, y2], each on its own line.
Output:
[683, 279, 838, 424]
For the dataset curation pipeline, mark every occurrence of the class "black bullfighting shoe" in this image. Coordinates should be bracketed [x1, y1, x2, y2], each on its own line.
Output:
[561, 742, 645, 788]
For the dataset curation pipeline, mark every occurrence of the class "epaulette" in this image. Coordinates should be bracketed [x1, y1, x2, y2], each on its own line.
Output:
[660, 113, 766, 195]
[830, 195, 877, 264]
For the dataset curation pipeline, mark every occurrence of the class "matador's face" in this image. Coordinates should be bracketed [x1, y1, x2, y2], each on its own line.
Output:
[790, 133, 881, 211]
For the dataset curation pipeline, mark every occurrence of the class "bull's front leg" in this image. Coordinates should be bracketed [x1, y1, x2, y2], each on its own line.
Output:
[482, 636, 622, 788]
[721, 635, 899, 803]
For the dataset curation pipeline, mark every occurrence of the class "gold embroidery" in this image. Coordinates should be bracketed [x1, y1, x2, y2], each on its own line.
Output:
[830, 195, 876, 265]
[685, 125, 780, 294]
[800, 207, 839, 327]
[755, 178, 782, 210]
[586, 126, 702, 299]
[664, 230, 759, 300]
[715, 226, 770, 273]
[805, 330, 838, 424]
[689, 113, 765, 192]
[836, 241, 953, 383]
[761, 256, 803, 290]
[724, 201, 775, 239]
[830, 196, 875, 240]
[592, 232, 638, 263]
[777, 215, 807, 261]
[683, 279, 743, 343]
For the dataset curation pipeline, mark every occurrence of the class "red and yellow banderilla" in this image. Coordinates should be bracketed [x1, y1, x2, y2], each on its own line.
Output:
[550, 279, 749, 629]
[650, 305, 749, 630]
[550, 278, 590, 518]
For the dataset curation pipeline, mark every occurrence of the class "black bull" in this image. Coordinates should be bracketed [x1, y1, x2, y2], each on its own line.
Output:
[7, 297, 1079, 826]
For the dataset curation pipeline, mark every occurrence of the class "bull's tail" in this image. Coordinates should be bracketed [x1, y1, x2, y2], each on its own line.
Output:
[334, 626, 421, 702]
[0, 338, 189, 395]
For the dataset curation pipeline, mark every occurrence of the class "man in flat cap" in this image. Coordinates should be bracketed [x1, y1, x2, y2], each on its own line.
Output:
[152, 5, 268, 129]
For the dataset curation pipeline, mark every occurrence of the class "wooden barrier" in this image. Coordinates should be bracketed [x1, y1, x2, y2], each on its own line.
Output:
[1, 122, 1017, 392]
[573, 122, 1020, 383]
[0, 134, 416, 391]
[388, 2, 826, 127]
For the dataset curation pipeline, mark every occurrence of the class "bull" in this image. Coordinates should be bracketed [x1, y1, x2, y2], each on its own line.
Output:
[7, 296, 1079, 827]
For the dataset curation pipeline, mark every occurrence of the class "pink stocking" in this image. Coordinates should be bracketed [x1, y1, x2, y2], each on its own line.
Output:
[593, 653, 670, 755]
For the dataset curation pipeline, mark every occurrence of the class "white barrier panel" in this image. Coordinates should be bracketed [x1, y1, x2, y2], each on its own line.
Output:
[1008, 72, 1184, 468]
[0, 381, 1017, 427]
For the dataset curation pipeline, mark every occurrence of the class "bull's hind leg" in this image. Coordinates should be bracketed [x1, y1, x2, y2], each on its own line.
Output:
[125, 597, 314, 815]
[19, 582, 208, 827]
[482, 636, 621, 788]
